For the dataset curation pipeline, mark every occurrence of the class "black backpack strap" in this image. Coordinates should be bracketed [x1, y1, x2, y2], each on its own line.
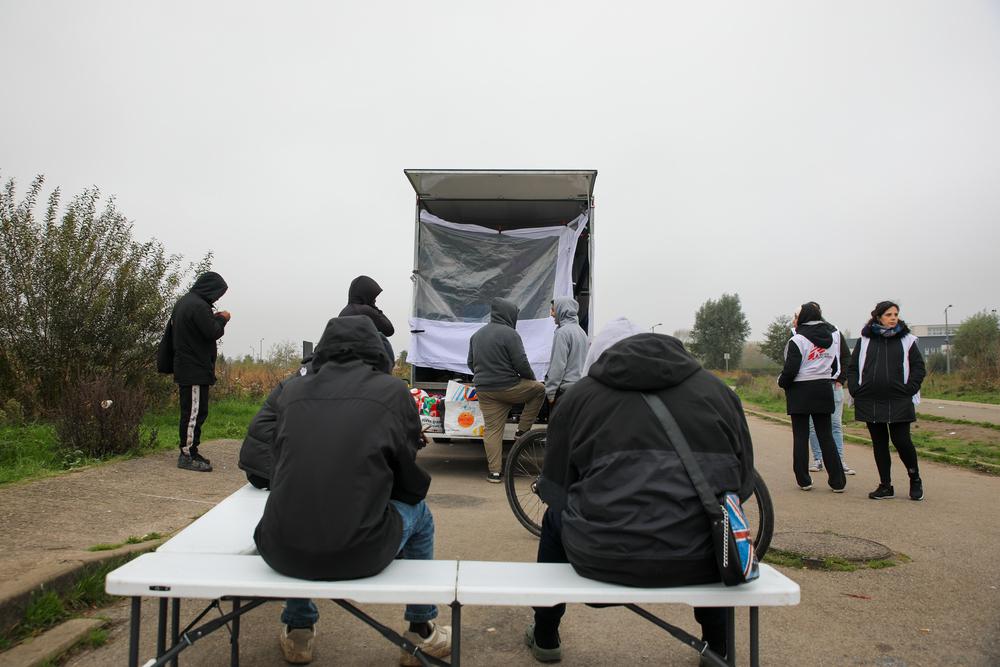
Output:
[641, 393, 722, 520]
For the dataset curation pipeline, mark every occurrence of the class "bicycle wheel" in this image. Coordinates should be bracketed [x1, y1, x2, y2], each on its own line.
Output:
[745, 469, 774, 559]
[504, 430, 547, 537]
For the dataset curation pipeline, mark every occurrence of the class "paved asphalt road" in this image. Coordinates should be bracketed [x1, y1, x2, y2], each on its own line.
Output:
[1, 414, 993, 667]
[916, 398, 1000, 426]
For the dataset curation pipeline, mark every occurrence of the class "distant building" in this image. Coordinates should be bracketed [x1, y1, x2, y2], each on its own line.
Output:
[845, 323, 959, 356]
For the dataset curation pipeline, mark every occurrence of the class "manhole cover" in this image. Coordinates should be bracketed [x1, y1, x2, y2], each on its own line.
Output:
[770, 531, 893, 561]
[426, 494, 486, 508]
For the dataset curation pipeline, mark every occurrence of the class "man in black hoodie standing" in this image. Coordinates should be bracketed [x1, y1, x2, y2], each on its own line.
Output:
[467, 298, 546, 483]
[170, 271, 230, 472]
[526, 328, 755, 664]
[254, 316, 450, 666]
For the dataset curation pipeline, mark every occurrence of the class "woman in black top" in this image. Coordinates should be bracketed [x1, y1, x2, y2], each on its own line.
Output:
[847, 301, 926, 501]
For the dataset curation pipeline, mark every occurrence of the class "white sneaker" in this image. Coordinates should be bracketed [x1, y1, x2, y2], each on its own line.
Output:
[843, 466, 856, 475]
[808, 461, 822, 472]
[279, 625, 315, 664]
[400, 622, 452, 666]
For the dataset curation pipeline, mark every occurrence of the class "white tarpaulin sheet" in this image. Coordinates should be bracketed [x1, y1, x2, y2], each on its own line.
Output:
[409, 210, 588, 379]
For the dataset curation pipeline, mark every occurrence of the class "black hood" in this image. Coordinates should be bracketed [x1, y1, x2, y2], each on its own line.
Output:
[191, 272, 228, 304]
[312, 316, 391, 373]
[347, 276, 383, 306]
[588, 334, 702, 391]
[490, 298, 518, 328]
[795, 321, 836, 348]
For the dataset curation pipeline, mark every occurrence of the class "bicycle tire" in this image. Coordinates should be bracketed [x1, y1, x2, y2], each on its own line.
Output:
[503, 430, 547, 537]
[747, 469, 774, 559]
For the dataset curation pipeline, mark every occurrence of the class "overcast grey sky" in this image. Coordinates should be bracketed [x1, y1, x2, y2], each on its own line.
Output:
[3, 1, 998, 360]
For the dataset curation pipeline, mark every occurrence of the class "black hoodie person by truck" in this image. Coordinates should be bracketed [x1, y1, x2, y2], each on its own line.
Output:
[253, 316, 429, 581]
[339, 275, 394, 337]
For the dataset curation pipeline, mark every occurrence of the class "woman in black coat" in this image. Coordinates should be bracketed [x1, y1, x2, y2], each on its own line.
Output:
[778, 302, 848, 492]
[847, 301, 926, 501]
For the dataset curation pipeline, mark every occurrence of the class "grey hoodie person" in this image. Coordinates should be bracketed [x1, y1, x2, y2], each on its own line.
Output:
[544, 297, 589, 400]
[467, 298, 536, 391]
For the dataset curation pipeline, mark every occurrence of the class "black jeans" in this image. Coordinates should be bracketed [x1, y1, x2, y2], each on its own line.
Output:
[178, 384, 210, 455]
[791, 413, 846, 490]
[533, 509, 727, 654]
[866, 422, 920, 485]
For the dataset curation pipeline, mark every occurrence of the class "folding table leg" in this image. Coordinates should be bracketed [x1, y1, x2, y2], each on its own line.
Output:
[750, 607, 759, 667]
[726, 608, 736, 667]
[171, 599, 180, 667]
[157, 598, 168, 657]
[231, 597, 241, 667]
[129, 596, 141, 667]
[450, 602, 461, 667]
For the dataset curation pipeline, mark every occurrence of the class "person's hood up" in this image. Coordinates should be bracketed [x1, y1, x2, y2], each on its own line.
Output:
[347, 275, 383, 306]
[588, 333, 702, 391]
[552, 297, 579, 326]
[190, 272, 228, 304]
[794, 321, 836, 348]
[490, 298, 519, 328]
[583, 317, 645, 374]
[312, 316, 391, 373]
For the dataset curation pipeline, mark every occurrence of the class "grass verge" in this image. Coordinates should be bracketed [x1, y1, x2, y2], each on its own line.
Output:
[87, 532, 162, 552]
[1, 554, 137, 649]
[0, 397, 262, 487]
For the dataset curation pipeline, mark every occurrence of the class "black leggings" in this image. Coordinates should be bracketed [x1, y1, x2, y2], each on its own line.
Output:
[791, 413, 846, 490]
[866, 422, 920, 485]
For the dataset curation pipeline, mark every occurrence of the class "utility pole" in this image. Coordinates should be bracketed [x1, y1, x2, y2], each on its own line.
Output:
[259, 338, 264, 363]
[944, 304, 953, 374]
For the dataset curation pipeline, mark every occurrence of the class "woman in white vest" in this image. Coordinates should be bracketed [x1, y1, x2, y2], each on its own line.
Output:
[847, 301, 926, 501]
[777, 302, 848, 492]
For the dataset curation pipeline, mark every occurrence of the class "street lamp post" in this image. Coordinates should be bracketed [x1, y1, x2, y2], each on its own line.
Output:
[259, 338, 264, 363]
[944, 304, 953, 374]
[650, 322, 663, 333]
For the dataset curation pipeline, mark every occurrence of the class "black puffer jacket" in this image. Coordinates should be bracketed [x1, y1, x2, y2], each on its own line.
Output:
[539, 333, 755, 588]
[339, 275, 394, 337]
[171, 272, 228, 385]
[777, 321, 850, 415]
[848, 322, 925, 423]
[253, 316, 429, 581]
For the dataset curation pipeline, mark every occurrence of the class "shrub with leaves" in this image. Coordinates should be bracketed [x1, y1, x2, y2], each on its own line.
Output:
[0, 174, 209, 453]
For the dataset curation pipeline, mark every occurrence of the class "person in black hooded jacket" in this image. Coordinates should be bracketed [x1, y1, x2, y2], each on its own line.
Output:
[777, 302, 848, 492]
[253, 316, 450, 665]
[170, 271, 230, 472]
[339, 275, 394, 337]
[525, 325, 754, 663]
[847, 300, 926, 501]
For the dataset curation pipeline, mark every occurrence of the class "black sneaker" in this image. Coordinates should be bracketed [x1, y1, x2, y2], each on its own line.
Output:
[868, 483, 894, 500]
[178, 453, 212, 472]
[487, 472, 502, 484]
[909, 477, 924, 501]
[191, 451, 212, 466]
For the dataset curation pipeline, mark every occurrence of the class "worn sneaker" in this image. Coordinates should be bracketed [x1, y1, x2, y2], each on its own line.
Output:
[191, 451, 211, 466]
[400, 622, 451, 666]
[868, 484, 894, 500]
[909, 477, 924, 501]
[524, 624, 562, 663]
[798, 484, 813, 491]
[487, 472, 502, 484]
[177, 453, 212, 472]
[808, 460, 823, 472]
[279, 625, 314, 664]
[842, 465, 856, 475]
